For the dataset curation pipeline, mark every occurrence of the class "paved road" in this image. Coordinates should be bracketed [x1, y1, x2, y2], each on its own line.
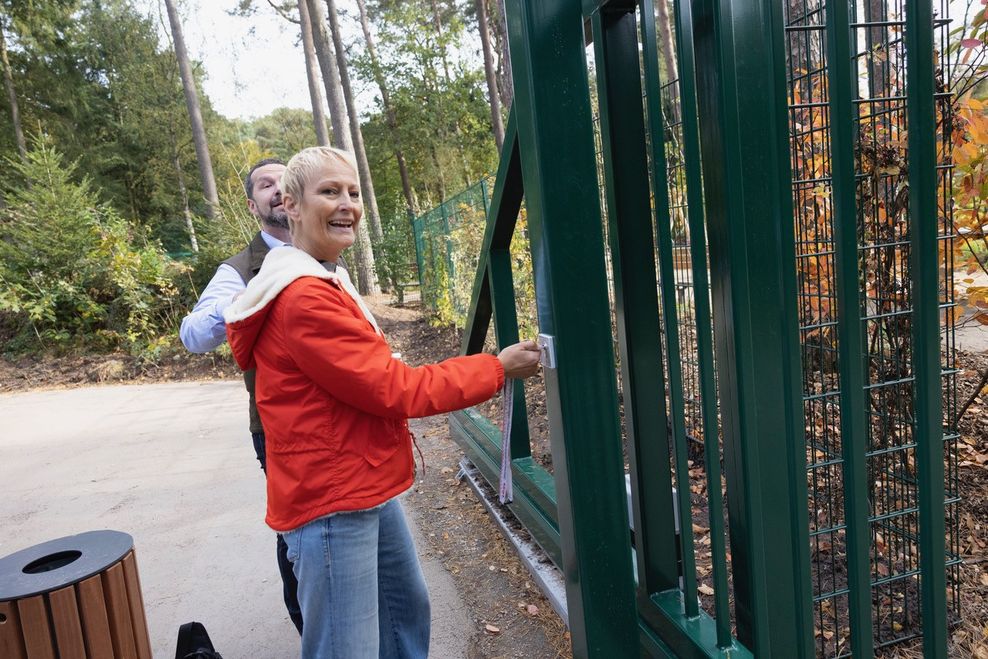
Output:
[0, 381, 470, 658]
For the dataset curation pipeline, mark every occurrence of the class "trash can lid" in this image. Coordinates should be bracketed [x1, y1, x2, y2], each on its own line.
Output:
[0, 530, 134, 601]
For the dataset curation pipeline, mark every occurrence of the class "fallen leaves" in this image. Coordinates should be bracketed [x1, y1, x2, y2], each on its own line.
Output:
[518, 601, 540, 616]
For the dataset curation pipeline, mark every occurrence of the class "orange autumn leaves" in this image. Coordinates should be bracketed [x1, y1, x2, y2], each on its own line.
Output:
[952, 94, 988, 327]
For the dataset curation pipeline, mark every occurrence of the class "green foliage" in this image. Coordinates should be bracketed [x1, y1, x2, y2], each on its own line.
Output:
[0, 135, 186, 355]
[250, 107, 322, 161]
[0, 0, 235, 252]
[375, 203, 418, 303]
[353, 0, 499, 209]
[182, 137, 272, 296]
[0, 0, 511, 354]
[413, 180, 537, 337]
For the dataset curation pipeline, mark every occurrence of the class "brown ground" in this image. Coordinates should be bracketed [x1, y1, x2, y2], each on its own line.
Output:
[2, 295, 985, 657]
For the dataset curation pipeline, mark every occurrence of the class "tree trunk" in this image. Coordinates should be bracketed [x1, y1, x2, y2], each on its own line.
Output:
[0, 22, 26, 160]
[305, 0, 351, 151]
[299, 0, 330, 146]
[475, 0, 504, 150]
[655, 0, 677, 86]
[428, 0, 471, 185]
[864, 0, 889, 100]
[491, 0, 513, 111]
[163, 0, 219, 219]
[326, 0, 381, 293]
[355, 0, 418, 218]
[172, 146, 199, 252]
[306, 0, 376, 294]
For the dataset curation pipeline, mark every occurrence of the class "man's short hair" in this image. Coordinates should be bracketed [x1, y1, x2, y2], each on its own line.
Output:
[244, 158, 286, 200]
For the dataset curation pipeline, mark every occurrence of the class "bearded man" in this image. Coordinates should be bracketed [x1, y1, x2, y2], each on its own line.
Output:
[180, 158, 305, 634]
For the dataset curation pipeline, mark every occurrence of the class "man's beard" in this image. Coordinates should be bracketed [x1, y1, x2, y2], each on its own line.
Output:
[262, 207, 289, 229]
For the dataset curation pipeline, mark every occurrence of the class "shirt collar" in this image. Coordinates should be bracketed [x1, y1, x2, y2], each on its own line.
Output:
[259, 230, 288, 250]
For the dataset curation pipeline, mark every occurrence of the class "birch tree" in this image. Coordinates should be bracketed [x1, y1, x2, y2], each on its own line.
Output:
[325, 0, 384, 252]
[306, 0, 378, 294]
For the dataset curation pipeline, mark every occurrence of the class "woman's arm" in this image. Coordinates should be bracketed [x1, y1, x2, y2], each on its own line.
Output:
[282, 280, 506, 419]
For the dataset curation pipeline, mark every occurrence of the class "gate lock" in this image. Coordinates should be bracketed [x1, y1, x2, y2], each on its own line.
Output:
[537, 333, 556, 369]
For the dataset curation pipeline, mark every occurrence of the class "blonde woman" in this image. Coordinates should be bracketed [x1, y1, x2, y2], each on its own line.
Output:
[224, 146, 541, 658]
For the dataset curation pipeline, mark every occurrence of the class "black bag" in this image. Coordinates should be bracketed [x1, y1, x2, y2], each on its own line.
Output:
[175, 621, 223, 659]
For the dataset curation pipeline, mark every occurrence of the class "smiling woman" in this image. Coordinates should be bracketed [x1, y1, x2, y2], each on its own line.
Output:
[282, 147, 362, 264]
[222, 146, 542, 659]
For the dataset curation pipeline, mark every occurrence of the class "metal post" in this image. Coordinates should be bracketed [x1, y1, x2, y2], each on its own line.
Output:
[824, 0, 875, 653]
[690, 0, 814, 652]
[504, 0, 638, 655]
[660, 0, 734, 643]
[591, 0, 680, 603]
[905, 0, 948, 653]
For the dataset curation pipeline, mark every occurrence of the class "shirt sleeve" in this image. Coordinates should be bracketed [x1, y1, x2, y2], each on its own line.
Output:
[179, 264, 246, 353]
[282, 281, 504, 419]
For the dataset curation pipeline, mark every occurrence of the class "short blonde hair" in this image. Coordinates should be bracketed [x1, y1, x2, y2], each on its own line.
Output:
[280, 146, 360, 205]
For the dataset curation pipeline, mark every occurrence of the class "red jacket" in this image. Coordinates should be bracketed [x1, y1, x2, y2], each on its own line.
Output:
[225, 247, 504, 531]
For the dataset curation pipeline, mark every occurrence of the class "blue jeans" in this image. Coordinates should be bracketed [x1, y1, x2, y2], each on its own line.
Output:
[283, 499, 430, 659]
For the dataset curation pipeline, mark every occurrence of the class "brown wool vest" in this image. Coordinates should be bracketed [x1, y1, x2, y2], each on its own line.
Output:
[223, 233, 345, 435]
[222, 232, 270, 435]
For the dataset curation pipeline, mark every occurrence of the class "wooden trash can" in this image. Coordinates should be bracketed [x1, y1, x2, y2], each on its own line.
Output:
[0, 530, 151, 659]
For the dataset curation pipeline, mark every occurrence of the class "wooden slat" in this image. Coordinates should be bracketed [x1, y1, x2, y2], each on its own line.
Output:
[121, 551, 152, 659]
[16, 596, 54, 659]
[102, 563, 137, 658]
[0, 600, 27, 659]
[77, 575, 114, 658]
[49, 586, 86, 659]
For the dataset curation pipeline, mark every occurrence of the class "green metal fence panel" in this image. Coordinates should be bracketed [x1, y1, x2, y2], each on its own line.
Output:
[783, 0, 960, 654]
[412, 179, 494, 326]
[428, 0, 960, 655]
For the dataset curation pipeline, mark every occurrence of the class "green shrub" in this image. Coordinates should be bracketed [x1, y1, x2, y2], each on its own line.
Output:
[0, 135, 186, 356]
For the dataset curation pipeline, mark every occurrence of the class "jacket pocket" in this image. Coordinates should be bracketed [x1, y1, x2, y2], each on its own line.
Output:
[361, 420, 402, 467]
[269, 418, 337, 455]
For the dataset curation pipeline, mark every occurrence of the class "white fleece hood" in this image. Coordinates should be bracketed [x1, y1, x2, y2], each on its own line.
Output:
[223, 246, 380, 334]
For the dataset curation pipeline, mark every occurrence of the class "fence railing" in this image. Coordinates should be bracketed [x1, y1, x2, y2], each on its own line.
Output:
[412, 177, 539, 339]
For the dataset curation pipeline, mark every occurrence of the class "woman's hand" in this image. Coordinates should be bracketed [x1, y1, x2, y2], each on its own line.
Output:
[497, 340, 542, 379]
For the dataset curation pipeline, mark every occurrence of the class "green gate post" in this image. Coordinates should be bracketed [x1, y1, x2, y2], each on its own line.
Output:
[590, 0, 681, 608]
[460, 120, 533, 461]
[503, 0, 638, 656]
[648, 0, 734, 647]
[824, 0, 875, 653]
[906, 0, 948, 653]
[690, 0, 814, 654]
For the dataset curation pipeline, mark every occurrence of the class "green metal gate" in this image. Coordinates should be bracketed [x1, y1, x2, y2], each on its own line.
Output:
[448, 0, 957, 656]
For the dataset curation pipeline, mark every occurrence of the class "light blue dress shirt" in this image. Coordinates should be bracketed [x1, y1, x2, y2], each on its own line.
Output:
[179, 231, 287, 353]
